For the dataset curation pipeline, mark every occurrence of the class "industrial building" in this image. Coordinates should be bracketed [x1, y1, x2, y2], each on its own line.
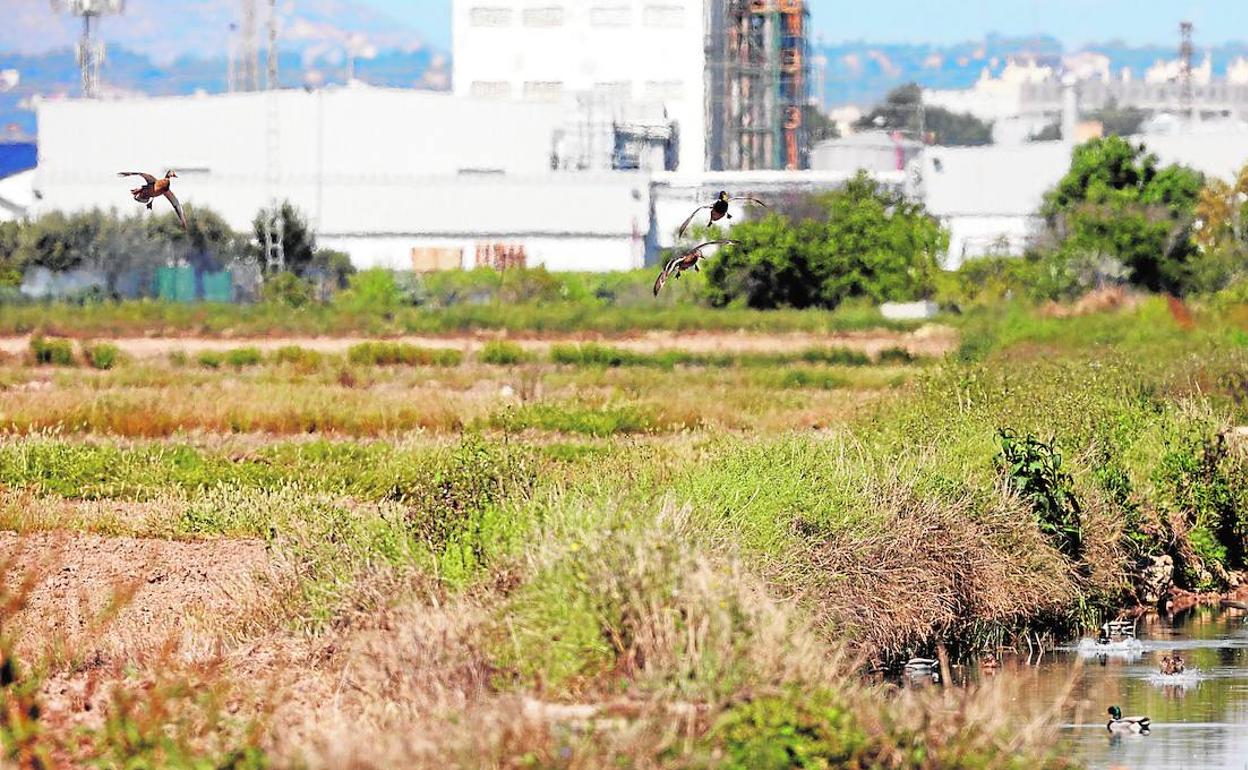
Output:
[452, 0, 811, 174]
[31, 86, 651, 272]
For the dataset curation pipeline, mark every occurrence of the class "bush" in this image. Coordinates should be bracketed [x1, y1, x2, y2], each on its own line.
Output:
[224, 347, 263, 368]
[704, 171, 946, 310]
[196, 351, 224, 369]
[996, 429, 1084, 562]
[30, 336, 75, 366]
[83, 341, 121, 370]
[334, 268, 406, 314]
[479, 340, 531, 365]
[261, 272, 315, 308]
[347, 341, 462, 367]
[708, 689, 866, 770]
[272, 345, 324, 369]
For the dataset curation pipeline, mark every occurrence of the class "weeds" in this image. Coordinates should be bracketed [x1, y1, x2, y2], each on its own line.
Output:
[82, 341, 122, 370]
[347, 341, 463, 367]
[29, 337, 74, 367]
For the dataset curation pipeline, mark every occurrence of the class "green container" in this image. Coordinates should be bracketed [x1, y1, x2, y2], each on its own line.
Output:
[201, 270, 234, 303]
[155, 267, 233, 303]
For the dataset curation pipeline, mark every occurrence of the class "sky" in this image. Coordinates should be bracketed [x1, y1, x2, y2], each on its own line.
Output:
[370, 0, 1248, 51]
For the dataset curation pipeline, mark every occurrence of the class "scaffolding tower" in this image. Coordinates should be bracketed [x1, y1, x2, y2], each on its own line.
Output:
[50, 0, 126, 99]
[707, 0, 810, 171]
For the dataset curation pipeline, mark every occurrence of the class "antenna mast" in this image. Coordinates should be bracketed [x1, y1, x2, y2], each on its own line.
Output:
[263, 0, 285, 273]
[51, 0, 125, 98]
[236, 0, 261, 92]
[1179, 21, 1194, 124]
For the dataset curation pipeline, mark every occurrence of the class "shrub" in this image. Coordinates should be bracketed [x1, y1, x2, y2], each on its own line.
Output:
[30, 336, 75, 366]
[996, 429, 1084, 562]
[347, 341, 462, 367]
[222, 347, 263, 368]
[83, 341, 121, 370]
[800, 347, 871, 366]
[709, 689, 866, 770]
[876, 346, 915, 365]
[197, 351, 224, 369]
[704, 172, 946, 309]
[167, 350, 190, 367]
[478, 340, 531, 366]
[260, 271, 315, 308]
[272, 345, 324, 369]
[334, 269, 406, 314]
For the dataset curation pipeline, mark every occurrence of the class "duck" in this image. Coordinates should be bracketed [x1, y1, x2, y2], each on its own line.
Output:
[1159, 653, 1185, 676]
[676, 191, 766, 238]
[653, 240, 739, 296]
[1106, 705, 1150, 734]
[118, 170, 186, 229]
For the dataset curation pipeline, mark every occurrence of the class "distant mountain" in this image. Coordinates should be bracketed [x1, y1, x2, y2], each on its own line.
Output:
[818, 35, 1248, 107]
[0, 0, 428, 61]
[0, 44, 446, 140]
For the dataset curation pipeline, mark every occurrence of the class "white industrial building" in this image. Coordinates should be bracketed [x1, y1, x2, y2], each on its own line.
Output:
[920, 130, 1248, 268]
[32, 87, 653, 271]
[452, 0, 707, 173]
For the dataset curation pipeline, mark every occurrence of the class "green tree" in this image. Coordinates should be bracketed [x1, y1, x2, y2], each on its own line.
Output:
[1088, 100, 1149, 137]
[1042, 136, 1204, 292]
[704, 171, 947, 309]
[856, 83, 993, 146]
[251, 201, 317, 276]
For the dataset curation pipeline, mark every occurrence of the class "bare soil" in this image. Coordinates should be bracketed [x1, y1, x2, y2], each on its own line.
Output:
[0, 325, 958, 360]
[0, 530, 271, 660]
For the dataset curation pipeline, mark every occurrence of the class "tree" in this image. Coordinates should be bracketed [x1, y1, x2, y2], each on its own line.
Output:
[1088, 100, 1148, 138]
[1042, 136, 1204, 293]
[805, 106, 840, 144]
[856, 83, 993, 146]
[1194, 162, 1248, 253]
[704, 171, 947, 309]
[251, 201, 317, 276]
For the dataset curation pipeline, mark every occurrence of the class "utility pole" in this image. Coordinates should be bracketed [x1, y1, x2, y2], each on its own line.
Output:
[263, 0, 285, 273]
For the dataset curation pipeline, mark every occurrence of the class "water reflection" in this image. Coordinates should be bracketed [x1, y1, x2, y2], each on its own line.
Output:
[907, 608, 1248, 770]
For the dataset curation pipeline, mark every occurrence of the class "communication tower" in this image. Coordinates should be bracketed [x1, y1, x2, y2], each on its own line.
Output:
[233, 0, 262, 92]
[262, 0, 285, 273]
[50, 0, 125, 98]
[1179, 21, 1194, 123]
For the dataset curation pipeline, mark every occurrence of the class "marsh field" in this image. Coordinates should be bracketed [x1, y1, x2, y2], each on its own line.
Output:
[3, 288, 1248, 769]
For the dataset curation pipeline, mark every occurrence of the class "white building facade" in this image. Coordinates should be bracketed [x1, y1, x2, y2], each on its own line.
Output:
[33, 88, 650, 272]
[452, 0, 707, 174]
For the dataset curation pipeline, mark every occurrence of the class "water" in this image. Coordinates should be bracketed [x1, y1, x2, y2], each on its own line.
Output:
[922, 607, 1248, 770]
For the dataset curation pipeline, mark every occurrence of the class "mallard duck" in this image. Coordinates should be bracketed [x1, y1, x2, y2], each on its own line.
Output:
[1160, 653, 1185, 675]
[118, 170, 186, 229]
[676, 191, 766, 238]
[653, 240, 739, 296]
[1106, 705, 1150, 734]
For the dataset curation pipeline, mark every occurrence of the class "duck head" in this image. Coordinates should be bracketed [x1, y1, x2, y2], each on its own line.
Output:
[1107, 706, 1122, 720]
[717, 190, 729, 202]
[165, 170, 178, 179]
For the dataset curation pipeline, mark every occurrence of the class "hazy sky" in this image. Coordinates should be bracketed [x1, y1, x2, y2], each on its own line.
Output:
[371, 0, 1248, 50]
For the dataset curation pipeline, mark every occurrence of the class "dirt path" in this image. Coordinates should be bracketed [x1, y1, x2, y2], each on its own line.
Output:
[0, 325, 958, 360]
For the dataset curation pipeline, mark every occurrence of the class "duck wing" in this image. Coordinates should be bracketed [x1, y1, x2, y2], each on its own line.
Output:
[729, 196, 768, 208]
[693, 240, 740, 252]
[677, 206, 711, 238]
[653, 255, 681, 296]
[118, 171, 158, 184]
[163, 189, 188, 229]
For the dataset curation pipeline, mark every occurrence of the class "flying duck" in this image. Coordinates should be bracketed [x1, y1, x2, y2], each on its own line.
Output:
[653, 240, 739, 296]
[118, 170, 186, 229]
[677, 191, 766, 238]
[1106, 706, 1150, 734]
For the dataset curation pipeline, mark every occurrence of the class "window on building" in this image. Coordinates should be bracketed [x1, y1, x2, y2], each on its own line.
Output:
[595, 81, 632, 101]
[524, 81, 564, 101]
[590, 5, 631, 27]
[643, 3, 684, 28]
[469, 6, 513, 26]
[470, 81, 513, 99]
[522, 6, 564, 27]
[645, 80, 685, 101]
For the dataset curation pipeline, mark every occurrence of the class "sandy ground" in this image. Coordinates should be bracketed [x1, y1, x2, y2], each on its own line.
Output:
[0, 325, 958, 360]
[0, 530, 272, 659]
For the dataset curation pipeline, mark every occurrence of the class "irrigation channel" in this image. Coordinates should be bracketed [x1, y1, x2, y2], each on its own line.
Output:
[904, 607, 1248, 769]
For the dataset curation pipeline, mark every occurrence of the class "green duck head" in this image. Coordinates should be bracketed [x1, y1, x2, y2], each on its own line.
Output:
[1107, 706, 1122, 720]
